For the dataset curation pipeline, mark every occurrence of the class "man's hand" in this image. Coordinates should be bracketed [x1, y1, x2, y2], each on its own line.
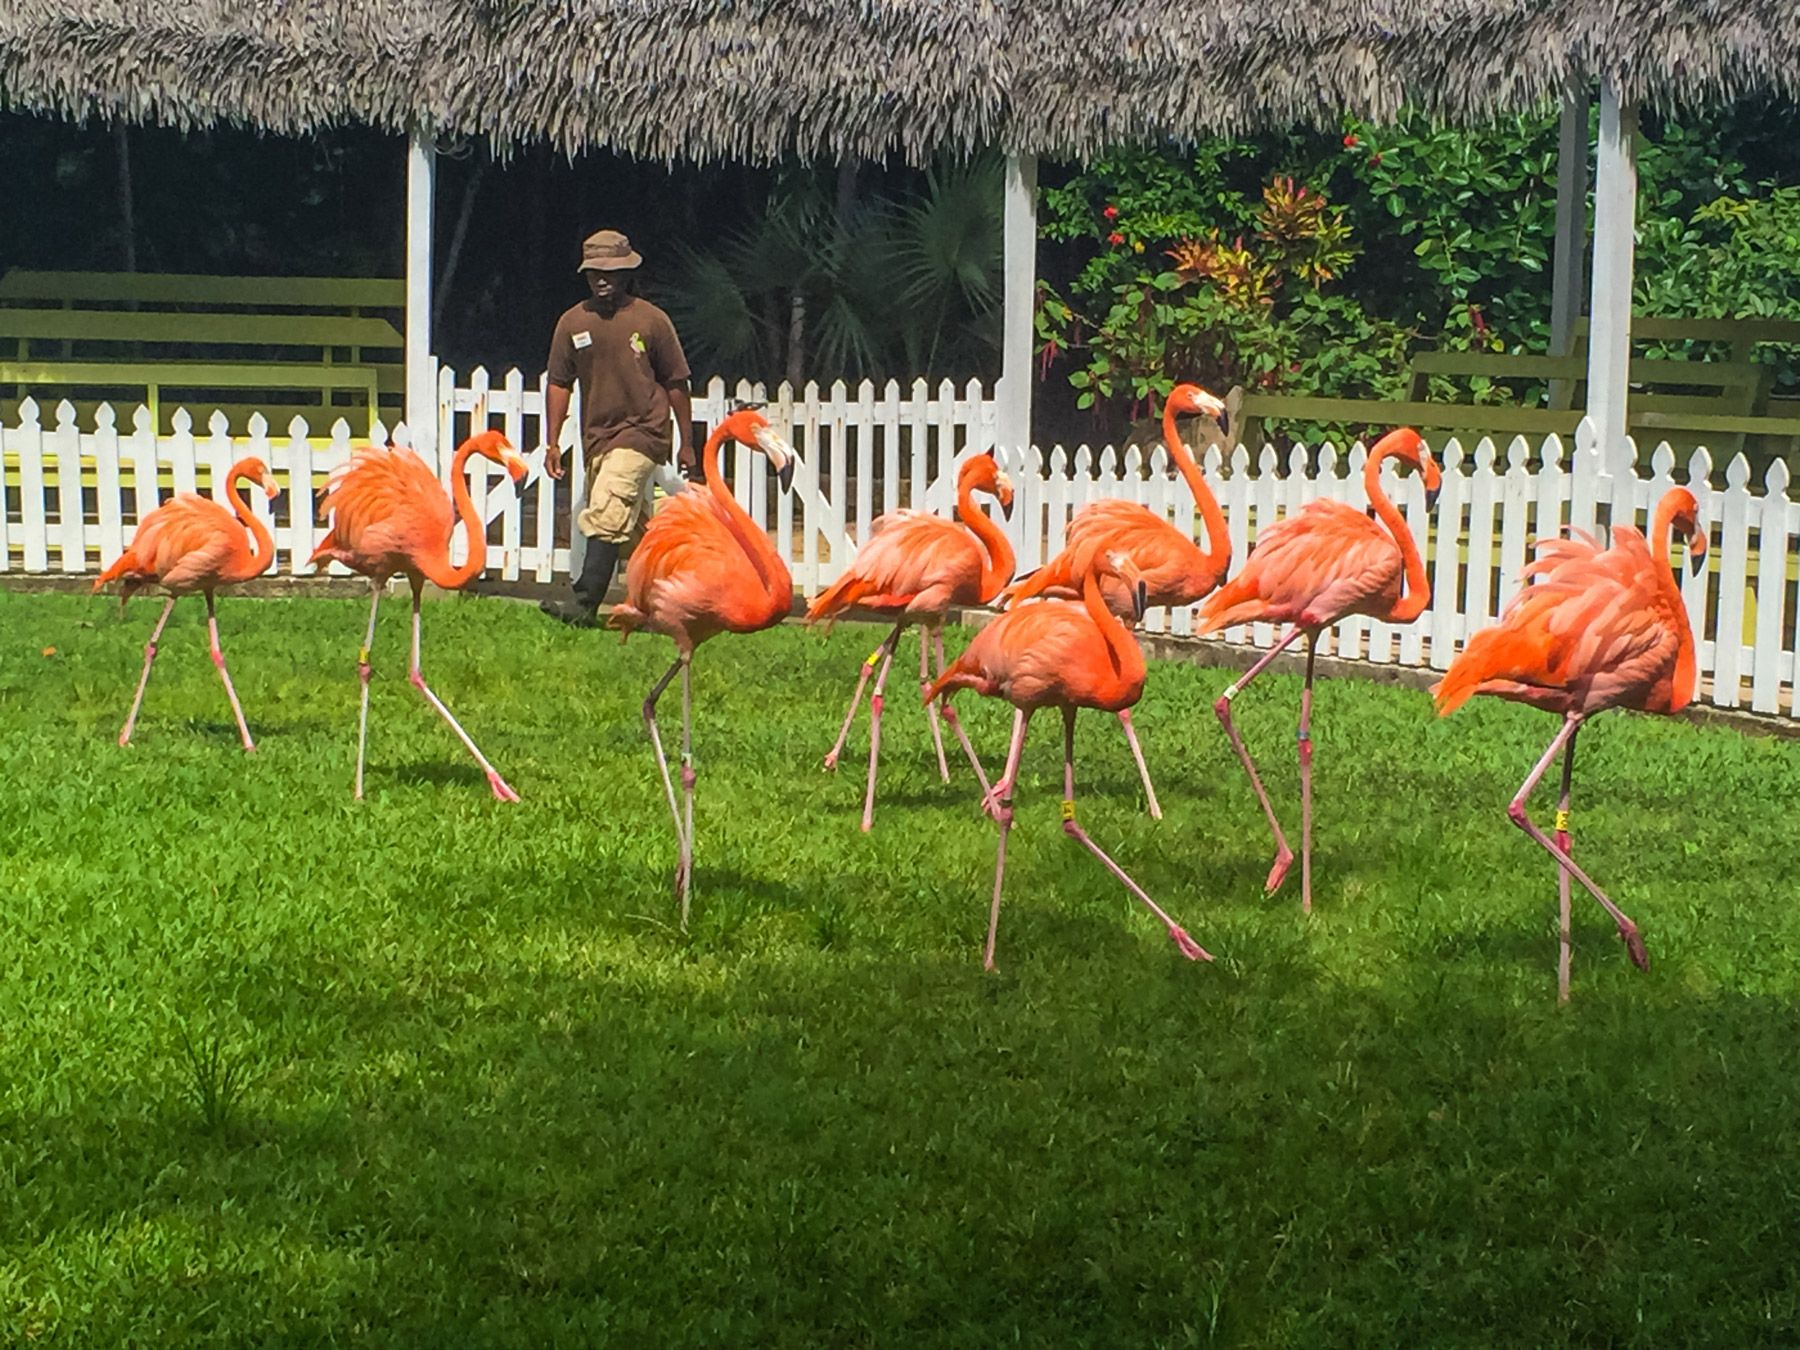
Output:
[543, 443, 566, 480]
[677, 442, 699, 480]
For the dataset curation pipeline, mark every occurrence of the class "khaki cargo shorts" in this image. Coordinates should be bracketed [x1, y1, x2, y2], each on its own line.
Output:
[577, 445, 659, 546]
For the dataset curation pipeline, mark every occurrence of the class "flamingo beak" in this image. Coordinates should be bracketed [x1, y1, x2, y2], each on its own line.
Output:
[1425, 483, 1442, 513]
[779, 457, 796, 493]
[1133, 580, 1148, 623]
[756, 427, 798, 492]
[504, 454, 529, 485]
[262, 477, 279, 501]
[997, 473, 1015, 519]
[1689, 533, 1708, 576]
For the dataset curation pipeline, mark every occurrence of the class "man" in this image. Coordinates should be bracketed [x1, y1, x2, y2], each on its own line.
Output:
[539, 228, 696, 626]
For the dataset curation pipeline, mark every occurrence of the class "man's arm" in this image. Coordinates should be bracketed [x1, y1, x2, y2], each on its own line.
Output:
[544, 381, 573, 479]
[668, 381, 697, 477]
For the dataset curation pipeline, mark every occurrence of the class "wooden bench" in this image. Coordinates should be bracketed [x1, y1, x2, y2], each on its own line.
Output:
[0, 270, 403, 435]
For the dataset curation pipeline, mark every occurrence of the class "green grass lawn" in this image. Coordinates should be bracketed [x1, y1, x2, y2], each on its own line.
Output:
[3, 587, 1800, 1346]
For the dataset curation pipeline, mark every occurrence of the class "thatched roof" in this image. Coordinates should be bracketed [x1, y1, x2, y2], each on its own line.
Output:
[0, 1, 1007, 163]
[6, 2, 1800, 163]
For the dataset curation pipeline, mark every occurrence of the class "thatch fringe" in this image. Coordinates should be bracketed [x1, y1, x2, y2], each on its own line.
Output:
[5, 2, 1800, 163]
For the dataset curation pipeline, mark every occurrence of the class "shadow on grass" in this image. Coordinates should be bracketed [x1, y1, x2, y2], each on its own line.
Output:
[12, 912, 1800, 1345]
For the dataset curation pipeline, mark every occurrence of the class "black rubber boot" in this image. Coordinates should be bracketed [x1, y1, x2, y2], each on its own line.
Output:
[540, 540, 619, 627]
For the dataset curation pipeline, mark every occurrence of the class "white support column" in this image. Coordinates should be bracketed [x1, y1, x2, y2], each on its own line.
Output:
[1586, 80, 1638, 479]
[996, 153, 1038, 454]
[405, 131, 437, 464]
[1547, 83, 1590, 411]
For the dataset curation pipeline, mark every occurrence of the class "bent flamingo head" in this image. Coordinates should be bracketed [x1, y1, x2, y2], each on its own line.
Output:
[721, 407, 799, 492]
[238, 457, 279, 501]
[1663, 486, 1708, 576]
[960, 450, 1015, 518]
[462, 429, 529, 484]
[1165, 382, 1228, 444]
[1075, 540, 1147, 621]
[1372, 426, 1440, 510]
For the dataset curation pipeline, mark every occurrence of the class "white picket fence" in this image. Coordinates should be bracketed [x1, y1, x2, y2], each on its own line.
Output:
[4, 368, 1797, 718]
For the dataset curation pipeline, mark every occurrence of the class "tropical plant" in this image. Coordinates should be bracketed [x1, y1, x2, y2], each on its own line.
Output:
[655, 155, 1005, 389]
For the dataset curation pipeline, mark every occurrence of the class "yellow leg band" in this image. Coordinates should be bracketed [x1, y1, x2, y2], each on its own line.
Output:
[1060, 798, 1076, 822]
[358, 645, 371, 665]
[865, 649, 883, 669]
[1554, 808, 1570, 833]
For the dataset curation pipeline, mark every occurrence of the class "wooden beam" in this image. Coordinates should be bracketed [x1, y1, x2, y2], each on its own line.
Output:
[1548, 83, 1590, 409]
[995, 153, 1038, 453]
[1587, 80, 1639, 478]
[405, 132, 437, 462]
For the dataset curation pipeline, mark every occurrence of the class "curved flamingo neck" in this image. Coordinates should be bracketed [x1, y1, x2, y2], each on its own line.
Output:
[1364, 447, 1429, 623]
[1082, 563, 1144, 686]
[224, 457, 274, 581]
[1163, 403, 1229, 578]
[959, 474, 1015, 602]
[1648, 495, 1682, 572]
[416, 441, 488, 590]
[702, 424, 781, 598]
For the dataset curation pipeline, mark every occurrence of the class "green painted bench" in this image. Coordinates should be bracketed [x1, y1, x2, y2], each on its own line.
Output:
[0, 270, 403, 435]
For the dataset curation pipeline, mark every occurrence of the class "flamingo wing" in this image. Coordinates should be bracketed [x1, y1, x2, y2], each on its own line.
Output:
[1200, 500, 1397, 630]
[314, 445, 452, 561]
[125, 494, 244, 589]
[1007, 502, 1205, 612]
[932, 601, 1140, 711]
[809, 512, 983, 618]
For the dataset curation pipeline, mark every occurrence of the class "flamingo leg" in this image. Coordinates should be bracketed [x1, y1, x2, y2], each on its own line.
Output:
[354, 581, 380, 799]
[1115, 708, 1163, 821]
[204, 591, 255, 753]
[921, 626, 951, 783]
[1507, 713, 1648, 976]
[1212, 624, 1307, 894]
[1297, 635, 1316, 913]
[1555, 728, 1577, 1004]
[823, 620, 902, 772]
[860, 631, 902, 833]
[1062, 708, 1210, 962]
[117, 595, 177, 747]
[678, 658, 696, 926]
[406, 581, 519, 802]
[984, 707, 1031, 970]
[641, 656, 689, 919]
[934, 629, 992, 799]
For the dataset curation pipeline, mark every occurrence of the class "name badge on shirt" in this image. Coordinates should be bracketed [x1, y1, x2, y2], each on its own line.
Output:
[572, 331, 593, 349]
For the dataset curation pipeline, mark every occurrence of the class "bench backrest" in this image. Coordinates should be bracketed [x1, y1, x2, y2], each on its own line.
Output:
[0, 308, 403, 352]
[0, 270, 403, 312]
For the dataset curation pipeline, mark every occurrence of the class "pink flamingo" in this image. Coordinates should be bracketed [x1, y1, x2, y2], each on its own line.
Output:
[609, 406, 798, 923]
[92, 455, 279, 750]
[806, 450, 1016, 830]
[928, 539, 1211, 969]
[1196, 427, 1441, 912]
[1000, 383, 1230, 818]
[308, 429, 529, 801]
[1434, 486, 1707, 999]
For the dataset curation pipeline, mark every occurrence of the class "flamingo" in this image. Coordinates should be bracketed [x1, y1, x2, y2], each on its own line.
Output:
[1433, 486, 1707, 1000]
[927, 538, 1211, 969]
[609, 405, 798, 923]
[92, 455, 280, 751]
[307, 429, 530, 801]
[807, 449, 1016, 830]
[1197, 427, 1441, 912]
[1000, 383, 1231, 819]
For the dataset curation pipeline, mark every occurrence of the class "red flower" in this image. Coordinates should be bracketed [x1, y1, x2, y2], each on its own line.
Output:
[1343, 133, 1359, 148]
[1468, 303, 1489, 337]
[1369, 152, 1383, 167]
[1102, 204, 1120, 221]
[1107, 231, 1126, 246]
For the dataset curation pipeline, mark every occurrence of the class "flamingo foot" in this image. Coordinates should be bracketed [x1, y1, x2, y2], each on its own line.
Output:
[822, 750, 840, 772]
[1264, 847, 1296, 895]
[486, 770, 520, 803]
[983, 953, 998, 973]
[1621, 925, 1650, 972]
[118, 729, 132, 748]
[1167, 925, 1214, 963]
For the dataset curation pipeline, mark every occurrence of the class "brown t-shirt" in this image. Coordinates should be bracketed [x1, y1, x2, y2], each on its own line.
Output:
[547, 295, 691, 464]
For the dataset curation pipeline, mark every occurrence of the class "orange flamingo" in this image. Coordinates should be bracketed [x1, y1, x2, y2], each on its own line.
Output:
[1197, 427, 1441, 912]
[807, 450, 1016, 830]
[610, 406, 798, 923]
[1001, 383, 1230, 818]
[307, 429, 529, 801]
[928, 538, 1210, 969]
[1434, 486, 1707, 1000]
[93, 455, 280, 751]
